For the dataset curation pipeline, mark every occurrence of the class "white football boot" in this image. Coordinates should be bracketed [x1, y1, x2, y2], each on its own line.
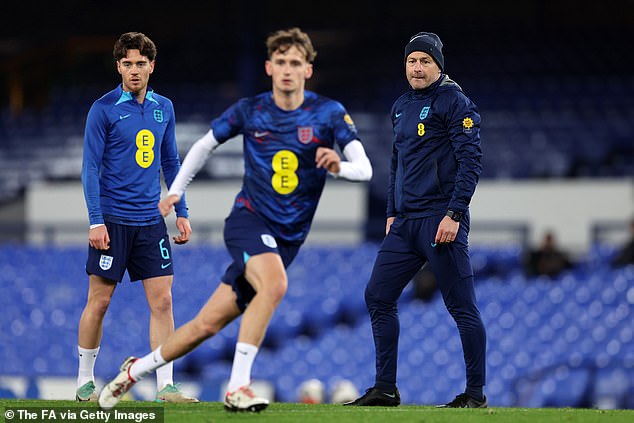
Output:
[224, 385, 269, 412]
[98, 357, 138, 410]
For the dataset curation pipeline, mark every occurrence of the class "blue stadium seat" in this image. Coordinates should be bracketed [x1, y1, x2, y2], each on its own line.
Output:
[1, 244, 633, 407]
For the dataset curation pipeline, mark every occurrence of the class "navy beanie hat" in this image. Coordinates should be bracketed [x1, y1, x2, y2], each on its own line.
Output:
[404, 32, 444, 71]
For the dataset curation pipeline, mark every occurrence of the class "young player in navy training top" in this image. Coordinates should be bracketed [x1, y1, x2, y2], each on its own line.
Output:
[345, 32, 487, 408]
[78, 32, 197, 404]
[98, 27, 372, 412]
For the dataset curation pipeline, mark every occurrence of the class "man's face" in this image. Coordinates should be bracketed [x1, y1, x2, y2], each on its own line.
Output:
[405, 51, 441, 90]
[117, 49, 154, 95]
[265, 45, 313, 94]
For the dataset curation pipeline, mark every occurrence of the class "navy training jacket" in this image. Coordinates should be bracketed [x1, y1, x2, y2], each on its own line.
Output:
[387, 74, 482, 218]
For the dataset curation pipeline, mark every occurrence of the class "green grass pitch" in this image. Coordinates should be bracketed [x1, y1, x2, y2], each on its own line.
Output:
[1, 399, 633, 423]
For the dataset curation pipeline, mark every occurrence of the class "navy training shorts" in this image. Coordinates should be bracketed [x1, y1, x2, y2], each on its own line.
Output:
[85, 219, 173, 283]
[221, 207, 301, 311]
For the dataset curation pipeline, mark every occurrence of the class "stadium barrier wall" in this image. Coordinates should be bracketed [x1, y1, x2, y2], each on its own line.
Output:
[19, 179, 633, 251]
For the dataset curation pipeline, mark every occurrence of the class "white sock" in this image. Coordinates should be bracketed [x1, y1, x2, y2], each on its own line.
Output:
[77, 346, 100, 387]
[129, 346, 168, 382]
[227, 342, 258, 392]
[156, 361, 174, 391]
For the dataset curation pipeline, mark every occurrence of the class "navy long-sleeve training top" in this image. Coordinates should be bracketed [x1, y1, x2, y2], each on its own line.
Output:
[387, 74, 482, 218]
[82, 85, 188, 226]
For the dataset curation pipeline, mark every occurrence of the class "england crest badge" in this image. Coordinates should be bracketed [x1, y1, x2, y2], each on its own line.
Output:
[419, 106, 430, 120]
[99, 255, 113, 270]
[297, 126, 313, 144]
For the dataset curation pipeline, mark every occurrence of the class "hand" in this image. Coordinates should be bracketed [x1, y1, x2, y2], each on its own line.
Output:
[173, 217, 192, 245]
[158, 194, 180, 217]
[315, 147, 341, 174]
[88, 225, 110, 250]
[385, 216, 396, 236]
[434, 216, 459, 245]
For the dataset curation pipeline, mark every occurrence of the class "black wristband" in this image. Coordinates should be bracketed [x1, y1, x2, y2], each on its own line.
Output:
[446, 210, 462, 222]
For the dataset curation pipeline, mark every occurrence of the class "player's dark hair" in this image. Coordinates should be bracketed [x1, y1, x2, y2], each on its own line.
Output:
[266, 27, 317, 63]
[113, 32, 157, 62]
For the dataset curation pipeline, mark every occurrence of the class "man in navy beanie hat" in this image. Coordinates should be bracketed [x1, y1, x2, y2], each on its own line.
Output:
[345, 32, 488, 408]
[404, 32, 444, 72]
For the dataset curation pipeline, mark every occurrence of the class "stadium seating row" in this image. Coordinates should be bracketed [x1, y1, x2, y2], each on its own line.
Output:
[0, 243, 632, 407]
[1, 74, 633, 202]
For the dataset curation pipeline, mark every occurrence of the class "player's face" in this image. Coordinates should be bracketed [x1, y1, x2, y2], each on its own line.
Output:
[117, 49, 154, 97]
[405, 51, 441, 90]
[265, 45, 313, 94]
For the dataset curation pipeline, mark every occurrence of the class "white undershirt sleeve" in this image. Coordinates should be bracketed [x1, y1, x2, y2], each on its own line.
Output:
[332, 140, 373, 181]
[167, 129, 219, 198]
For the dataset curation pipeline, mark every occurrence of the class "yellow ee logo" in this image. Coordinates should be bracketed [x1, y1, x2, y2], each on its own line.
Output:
[417, 122, 425, 136]
[135, 129, 155, 168]
[271, 150, 299, 195]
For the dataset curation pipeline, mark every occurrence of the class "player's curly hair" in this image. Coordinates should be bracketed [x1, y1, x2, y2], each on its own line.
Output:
[266, 27, 317, 63]
[113, 32, 157, 62]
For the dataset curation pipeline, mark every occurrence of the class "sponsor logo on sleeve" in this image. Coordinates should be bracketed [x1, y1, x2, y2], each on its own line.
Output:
[343, 114, 357, 130]
[462, 117, 474, 133]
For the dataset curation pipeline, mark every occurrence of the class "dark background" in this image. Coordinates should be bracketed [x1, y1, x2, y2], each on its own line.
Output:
[1, 0, 633, 241]
[2, 0, 634, 114]
[0, 3, 632, 407]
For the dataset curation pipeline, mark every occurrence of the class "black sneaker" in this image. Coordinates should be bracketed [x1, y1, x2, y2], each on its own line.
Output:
[437, 393, 488, 408]
[343, 387, 400, 406]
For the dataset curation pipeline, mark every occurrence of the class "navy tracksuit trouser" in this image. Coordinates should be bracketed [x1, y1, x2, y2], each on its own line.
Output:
[365, 213, 486, 392]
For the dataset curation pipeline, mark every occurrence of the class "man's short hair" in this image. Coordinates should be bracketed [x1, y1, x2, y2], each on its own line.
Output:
[266, 27, 317, 63]
[113, 32, 157, 62]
